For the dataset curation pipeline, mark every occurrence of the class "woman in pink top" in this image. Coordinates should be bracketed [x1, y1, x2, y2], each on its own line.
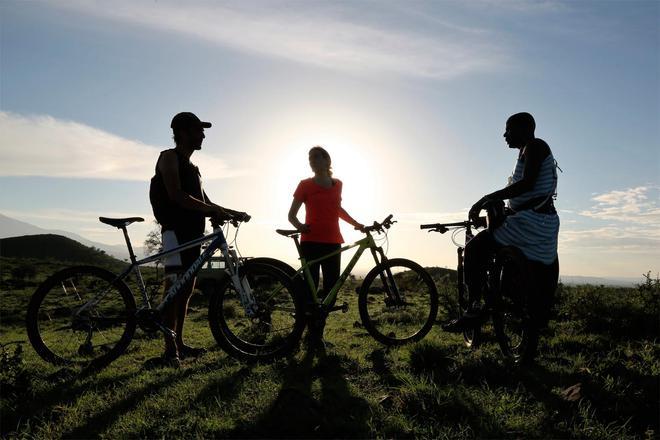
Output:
[288, 146, 364, 346]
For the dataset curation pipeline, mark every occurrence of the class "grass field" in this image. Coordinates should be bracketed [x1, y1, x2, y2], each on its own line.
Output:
[1, 257, 658, 439]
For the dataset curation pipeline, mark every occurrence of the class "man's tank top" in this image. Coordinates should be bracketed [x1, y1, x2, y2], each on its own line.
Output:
[149, 149, 206, 237]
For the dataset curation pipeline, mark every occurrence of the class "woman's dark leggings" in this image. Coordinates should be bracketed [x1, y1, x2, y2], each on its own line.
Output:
[300, 241, 341, 306]
[463, 230, 498, 304]
[300, 241, 341, 338]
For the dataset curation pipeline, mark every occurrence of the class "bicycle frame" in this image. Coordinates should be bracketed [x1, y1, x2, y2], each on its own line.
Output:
[78, 225, 255, 317]
[288, 232, 391, 308]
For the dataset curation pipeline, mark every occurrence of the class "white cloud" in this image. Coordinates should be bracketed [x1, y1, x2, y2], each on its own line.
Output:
[558, 186, 660, 262]
[0, 111, 236, 180]
[579, 186, 660, 225]
[560, 226, 660, 253]
[47, 0, 510, 80]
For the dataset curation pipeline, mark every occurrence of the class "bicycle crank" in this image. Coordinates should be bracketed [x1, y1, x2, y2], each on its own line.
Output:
[328, 302, 349, 313]
[136, 308, 176, 339]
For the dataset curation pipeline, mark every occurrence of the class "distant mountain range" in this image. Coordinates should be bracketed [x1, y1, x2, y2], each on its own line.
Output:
[559, 275, 640, 288]
[0, 213, 143, 261]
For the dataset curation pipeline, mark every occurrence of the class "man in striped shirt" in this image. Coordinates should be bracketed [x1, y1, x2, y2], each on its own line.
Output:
[443, 112, 560, 333]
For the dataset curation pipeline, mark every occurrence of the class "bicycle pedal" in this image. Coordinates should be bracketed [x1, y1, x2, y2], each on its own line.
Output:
[328, 302, 349, 313]
[156, 323, 177, 339]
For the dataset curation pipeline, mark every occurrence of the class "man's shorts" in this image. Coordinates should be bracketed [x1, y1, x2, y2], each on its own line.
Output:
[162, 230, 202, 273]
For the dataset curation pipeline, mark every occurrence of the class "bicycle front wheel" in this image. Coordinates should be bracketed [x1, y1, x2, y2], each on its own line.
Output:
[208, 261, 305, 362]
[358, 258, 438, 345]
[26, 266, 136, 369]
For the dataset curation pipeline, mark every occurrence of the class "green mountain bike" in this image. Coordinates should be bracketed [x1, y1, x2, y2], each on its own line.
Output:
[208, 215, 439, 361]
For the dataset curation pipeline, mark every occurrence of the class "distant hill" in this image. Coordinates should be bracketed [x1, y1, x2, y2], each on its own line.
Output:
[0, 234, 124, 266]
[0, 213, 144, 260]
[424, 266, 457, 282]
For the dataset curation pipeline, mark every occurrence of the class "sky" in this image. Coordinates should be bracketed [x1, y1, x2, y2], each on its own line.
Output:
[1, 0, 658, 278]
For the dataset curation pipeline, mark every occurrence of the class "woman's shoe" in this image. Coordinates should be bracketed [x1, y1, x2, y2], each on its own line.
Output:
[179, 345, 207, 359]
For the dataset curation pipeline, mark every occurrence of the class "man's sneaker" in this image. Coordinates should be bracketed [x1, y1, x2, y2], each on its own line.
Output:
[179, 345, 207, 360]
[441, 311, 482, 333]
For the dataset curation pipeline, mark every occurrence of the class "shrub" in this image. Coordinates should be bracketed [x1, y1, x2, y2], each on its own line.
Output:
[554, 278, 659, 340]
[0, 343, 32, 436]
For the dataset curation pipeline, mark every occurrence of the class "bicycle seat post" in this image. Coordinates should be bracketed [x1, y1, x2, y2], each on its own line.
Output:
[292, 235, 303, 260]
[121, 226, 138, 264]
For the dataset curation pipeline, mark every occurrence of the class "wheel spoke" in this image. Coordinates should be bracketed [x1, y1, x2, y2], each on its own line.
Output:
[209, 262, 304, 361]
[28, 266, 135, 368]
[359, 259, 437, 345]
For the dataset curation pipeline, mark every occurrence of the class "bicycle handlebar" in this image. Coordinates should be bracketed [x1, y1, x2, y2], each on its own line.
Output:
[363, 214, 396, 233]
[420, 216, 487, 234]
[210, 212, 251, 229]
[276, 214, 396, 238]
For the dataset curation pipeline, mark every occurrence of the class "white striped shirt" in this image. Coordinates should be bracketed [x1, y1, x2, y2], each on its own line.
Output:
[493, 153, 560, 264]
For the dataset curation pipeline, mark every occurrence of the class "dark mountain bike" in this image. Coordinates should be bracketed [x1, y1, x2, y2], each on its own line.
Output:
[26, 214, 302, 370]
[421, 216, 554, 363]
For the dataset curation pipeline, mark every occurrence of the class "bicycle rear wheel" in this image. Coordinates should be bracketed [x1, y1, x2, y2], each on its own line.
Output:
[208, 261, 305, 362]
[358, 258, 438, 345]
[491, 247, 538, 363]
[26, 266, 136, 369]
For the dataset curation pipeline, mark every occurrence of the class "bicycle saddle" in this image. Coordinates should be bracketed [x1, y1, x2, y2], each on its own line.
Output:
[99, 217, 145, 228]
[276, 229, 300, 237]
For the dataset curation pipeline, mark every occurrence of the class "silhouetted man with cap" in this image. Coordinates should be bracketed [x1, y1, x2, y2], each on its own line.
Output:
[149, 111, 247, 367]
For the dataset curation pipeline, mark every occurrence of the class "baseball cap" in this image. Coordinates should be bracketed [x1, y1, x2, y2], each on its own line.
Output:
[170, 112, 212, 130]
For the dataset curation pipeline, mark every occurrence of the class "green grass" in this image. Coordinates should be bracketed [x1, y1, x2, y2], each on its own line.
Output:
[1, 260, 658, 439]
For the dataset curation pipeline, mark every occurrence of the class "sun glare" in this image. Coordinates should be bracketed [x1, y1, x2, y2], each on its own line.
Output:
[272, 135, 380, 227]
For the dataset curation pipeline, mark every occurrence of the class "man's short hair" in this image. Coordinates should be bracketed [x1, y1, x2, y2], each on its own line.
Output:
[508, 112, 536, 134]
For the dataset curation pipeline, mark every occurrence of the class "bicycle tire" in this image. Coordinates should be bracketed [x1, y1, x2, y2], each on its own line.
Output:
[462, 319, 482, 348]
[358, 258, 438, 345]
[248, 257, 296, 278]
[208, 261, 305, 362]
[456, 280, 482, 348]
[491, 247, 538, 363]
[26, 266, 137, 369]
[249, 257, 308, 300]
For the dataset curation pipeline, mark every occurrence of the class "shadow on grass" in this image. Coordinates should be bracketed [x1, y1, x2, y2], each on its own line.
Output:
[226, 347, 372, 438]
[117, 362, 255, 437]
[367, 348, 400, 387]
[5, 367, 136, 436]
[61, 359, 235, 438]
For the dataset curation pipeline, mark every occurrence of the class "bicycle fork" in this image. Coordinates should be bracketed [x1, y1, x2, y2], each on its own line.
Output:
[222, 244, 258, 318]
[370, 247, 404, 305]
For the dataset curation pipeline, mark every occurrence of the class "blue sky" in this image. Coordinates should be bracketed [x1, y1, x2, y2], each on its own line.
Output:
[1, 0, 658, 278]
